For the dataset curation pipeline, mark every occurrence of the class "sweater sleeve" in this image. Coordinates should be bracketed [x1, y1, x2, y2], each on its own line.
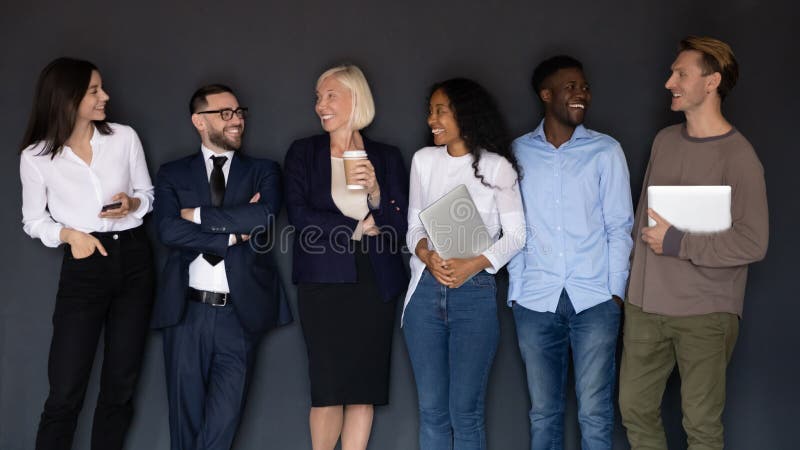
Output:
[677, 151, 769, 267]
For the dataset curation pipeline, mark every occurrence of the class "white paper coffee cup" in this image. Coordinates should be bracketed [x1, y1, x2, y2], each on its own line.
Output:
[343, 150, 368, 189]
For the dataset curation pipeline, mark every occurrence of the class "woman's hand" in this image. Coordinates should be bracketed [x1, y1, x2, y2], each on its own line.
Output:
[415, 239, 454, 285]
[98, 192, 141, 219]
[61, 228, 107, 259]
[441, 255, 491, 288]
[349, 160, 380, 195]
[362, 214, 379, 236]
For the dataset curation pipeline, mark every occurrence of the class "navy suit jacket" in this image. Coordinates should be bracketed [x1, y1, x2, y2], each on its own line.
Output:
[151, 151, 292, 334]
[284, 134, 409, 301]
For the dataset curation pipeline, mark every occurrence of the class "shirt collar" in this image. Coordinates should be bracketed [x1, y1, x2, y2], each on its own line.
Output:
[89, 124, 100, 145]
[58, 124, 102, 160]
[200, 144, 234, 165]
[530, 119, 590, 146]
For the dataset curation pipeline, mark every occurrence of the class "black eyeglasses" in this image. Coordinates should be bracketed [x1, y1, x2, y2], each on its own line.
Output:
[195, 107, 248, 121]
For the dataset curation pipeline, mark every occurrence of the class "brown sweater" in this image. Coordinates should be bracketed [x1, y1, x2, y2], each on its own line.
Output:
[627, 124, 769, 317]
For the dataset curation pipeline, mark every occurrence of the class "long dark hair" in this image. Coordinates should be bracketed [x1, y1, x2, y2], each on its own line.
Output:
[428, 78, 520, 187]
[19, 57, 112, 158]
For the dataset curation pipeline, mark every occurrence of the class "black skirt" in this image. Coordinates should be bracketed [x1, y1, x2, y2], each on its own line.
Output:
[297, 244, 397, 407]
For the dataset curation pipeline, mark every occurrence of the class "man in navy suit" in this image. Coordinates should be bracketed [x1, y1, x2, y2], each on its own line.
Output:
[152, 84, 292, 450]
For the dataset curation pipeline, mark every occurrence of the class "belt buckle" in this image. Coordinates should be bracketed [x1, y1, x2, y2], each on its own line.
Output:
[212, 294, 228, 307]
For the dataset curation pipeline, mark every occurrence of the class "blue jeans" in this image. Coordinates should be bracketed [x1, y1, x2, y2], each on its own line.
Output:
[512, 290, 621, 450]
[403, 269, 499, 450]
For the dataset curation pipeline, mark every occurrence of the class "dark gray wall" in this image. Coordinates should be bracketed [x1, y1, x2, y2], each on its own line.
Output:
[1, 0, 796, 449]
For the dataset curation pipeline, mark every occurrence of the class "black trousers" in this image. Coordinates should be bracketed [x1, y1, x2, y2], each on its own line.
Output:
[35, 227, 154, 450]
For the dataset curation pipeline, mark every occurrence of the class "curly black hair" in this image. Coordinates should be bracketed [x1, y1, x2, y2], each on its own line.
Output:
[427, 78, 520, 187]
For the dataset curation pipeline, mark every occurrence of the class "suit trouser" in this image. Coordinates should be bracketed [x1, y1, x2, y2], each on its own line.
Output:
[163, 301, 258, 450]
[619, 303, 739, 450]
[36, 227, 154, 450]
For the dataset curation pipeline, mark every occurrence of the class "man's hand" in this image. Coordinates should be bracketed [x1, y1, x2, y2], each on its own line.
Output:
[642, 208, 671, 254]
[61, 228, 107, 259]
[239, 192, 261, 242]
[180, 208, 196, 222]
[98, 192, 141, 219]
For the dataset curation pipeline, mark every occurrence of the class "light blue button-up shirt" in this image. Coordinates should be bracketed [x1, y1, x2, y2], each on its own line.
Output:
[507, 120, 634, 313]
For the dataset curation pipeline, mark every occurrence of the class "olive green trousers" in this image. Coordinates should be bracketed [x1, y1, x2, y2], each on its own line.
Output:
[619, 303, 739, 450]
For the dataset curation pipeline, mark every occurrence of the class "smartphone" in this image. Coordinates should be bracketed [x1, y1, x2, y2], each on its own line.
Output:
[101, 202, 122, 212]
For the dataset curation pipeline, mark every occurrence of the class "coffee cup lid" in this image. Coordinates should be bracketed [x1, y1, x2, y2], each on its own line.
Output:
[343, 150, 367, 158]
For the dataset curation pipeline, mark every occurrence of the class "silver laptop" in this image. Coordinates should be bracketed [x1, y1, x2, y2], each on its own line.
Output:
[647, 185, 731, 232]
[419, 184, 491, 259]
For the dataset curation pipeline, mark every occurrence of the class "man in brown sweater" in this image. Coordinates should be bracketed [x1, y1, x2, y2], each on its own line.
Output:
[619, 36, 769, 450]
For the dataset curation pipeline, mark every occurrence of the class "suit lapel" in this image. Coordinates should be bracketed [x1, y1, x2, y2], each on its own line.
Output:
[314, 135, 335, 209]
[363, 136, 380, 172]
[190, 152, 212, 206]
[224, 153, 247, 205]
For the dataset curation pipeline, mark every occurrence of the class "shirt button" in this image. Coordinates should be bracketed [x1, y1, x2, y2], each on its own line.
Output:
[556, 199, 560, 204]
[559, 252, 563, 257]
[112, 234, 119, 240]
[557, 226, 561, 231]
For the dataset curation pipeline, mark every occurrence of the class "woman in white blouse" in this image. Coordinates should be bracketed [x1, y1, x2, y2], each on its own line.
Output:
[403, 78, 526, 450]
[19, 58, 155, 450]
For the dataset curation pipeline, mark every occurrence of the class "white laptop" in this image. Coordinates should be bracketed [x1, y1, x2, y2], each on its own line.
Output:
[418, 184, 491, 259]
[647, 185, 731, 232]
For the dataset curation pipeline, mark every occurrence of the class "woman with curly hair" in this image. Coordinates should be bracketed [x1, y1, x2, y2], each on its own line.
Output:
[403, 78, 526, 450]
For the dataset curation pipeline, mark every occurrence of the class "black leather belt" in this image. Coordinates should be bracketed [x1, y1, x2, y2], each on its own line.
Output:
[188, 288, 230, 306]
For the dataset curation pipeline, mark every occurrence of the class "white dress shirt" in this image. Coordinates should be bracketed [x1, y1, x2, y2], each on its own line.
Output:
[20, 123, 154, 247]
[404, 146, 526, 315]
[187, 145, 235, 293]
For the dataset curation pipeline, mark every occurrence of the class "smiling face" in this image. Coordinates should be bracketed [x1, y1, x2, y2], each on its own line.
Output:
[665, 50, 720, 114]
[193, 92, 244, 152]
[541, 67, 590, 128]
[76, 70, 109, 123]
[315, 75, 354, 134]
[427, 88, 464, 150]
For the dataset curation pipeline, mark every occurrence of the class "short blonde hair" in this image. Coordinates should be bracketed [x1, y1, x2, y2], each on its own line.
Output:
[679, 36, 739, 100]
[316, 64, 375, 130]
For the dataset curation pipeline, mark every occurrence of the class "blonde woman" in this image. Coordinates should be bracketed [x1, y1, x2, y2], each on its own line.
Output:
[284, 64, 408, 450]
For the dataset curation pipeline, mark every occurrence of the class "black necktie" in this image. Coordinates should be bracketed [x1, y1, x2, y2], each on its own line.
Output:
[203, 155, 227, 265]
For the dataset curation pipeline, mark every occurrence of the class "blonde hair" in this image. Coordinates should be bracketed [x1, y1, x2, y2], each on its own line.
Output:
[679, 36, 739, 100]
[316, 64, 375, 130]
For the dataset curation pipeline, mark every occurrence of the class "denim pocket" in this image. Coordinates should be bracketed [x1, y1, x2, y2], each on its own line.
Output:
[469, 273, 495, 289]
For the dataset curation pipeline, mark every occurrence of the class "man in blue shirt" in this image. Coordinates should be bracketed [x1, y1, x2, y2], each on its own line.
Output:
[508, 55, 634, 450]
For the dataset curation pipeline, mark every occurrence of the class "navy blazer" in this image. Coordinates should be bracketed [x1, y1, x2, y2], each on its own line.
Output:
[151, 151, 292, 334]
[284, 134, 409, 301]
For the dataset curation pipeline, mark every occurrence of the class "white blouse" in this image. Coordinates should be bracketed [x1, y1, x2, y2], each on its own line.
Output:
[404, 146, 526, 314]
[20, 123, 154, 247]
